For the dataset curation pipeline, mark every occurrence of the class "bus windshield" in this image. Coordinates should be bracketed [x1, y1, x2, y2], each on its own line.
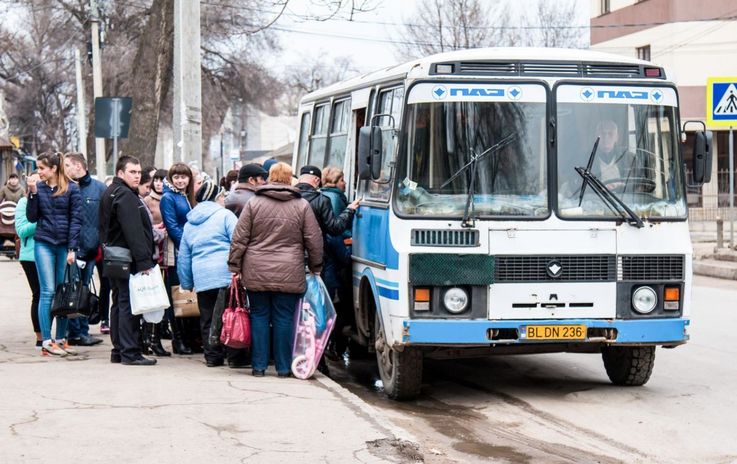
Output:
[395, 83, 548, 218]
[556, 85, 687, 219]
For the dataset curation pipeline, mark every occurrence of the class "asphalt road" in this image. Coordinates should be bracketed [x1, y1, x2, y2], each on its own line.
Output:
[329, 275, 737, 464]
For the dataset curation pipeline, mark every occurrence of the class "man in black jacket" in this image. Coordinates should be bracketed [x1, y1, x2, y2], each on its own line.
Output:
[99, 156, 157, 366]
[294, 165, 359, 374]
[294, 165, 359, 236]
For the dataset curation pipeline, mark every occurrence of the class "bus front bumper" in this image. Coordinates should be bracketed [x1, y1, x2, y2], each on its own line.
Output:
[401, 318, 689, 346]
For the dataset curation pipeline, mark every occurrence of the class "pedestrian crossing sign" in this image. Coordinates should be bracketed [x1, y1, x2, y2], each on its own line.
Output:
[707, 77, 737, 126]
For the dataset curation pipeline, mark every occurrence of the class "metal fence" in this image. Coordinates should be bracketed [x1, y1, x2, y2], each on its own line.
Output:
[687, 168, 737, 223]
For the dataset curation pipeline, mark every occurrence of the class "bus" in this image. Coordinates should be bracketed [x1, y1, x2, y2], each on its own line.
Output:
[293, 48, 713, 400]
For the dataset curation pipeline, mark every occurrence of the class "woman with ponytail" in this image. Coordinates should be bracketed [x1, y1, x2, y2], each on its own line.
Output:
[26, 152, 82, 356]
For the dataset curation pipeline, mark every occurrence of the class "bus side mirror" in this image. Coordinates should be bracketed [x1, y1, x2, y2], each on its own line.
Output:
[357, 126, 382, 180]
[692, 130, 713, 185]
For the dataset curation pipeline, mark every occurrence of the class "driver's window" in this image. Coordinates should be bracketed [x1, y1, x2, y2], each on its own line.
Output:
[367, 85, 404, 201]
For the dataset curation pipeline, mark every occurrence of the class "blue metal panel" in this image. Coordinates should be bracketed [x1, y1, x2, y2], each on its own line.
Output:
[352, 205, 399, 270]
[402, 318, 690, 345]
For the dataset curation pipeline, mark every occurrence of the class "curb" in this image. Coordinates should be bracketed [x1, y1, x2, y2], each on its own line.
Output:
[314, 373, 419, 445]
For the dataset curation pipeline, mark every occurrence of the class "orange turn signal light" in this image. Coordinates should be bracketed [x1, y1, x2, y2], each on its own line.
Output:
[664, 287, 680, 301]
[414, 288, 431, 302]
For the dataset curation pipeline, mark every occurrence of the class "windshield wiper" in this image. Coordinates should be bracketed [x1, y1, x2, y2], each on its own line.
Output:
[574, 166, 644, 228]
[579, 137, 600, 207]
[439, 132, 517, 227]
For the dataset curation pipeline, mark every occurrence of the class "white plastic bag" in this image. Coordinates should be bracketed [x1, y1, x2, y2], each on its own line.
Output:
[129, 265, 169, 315]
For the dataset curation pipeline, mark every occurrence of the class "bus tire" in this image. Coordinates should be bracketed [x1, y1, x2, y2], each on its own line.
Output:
[374, 312, 423, 400]
[601, 346, 655, 386]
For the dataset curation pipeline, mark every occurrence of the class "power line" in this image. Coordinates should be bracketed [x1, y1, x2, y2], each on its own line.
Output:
[200, 1, 737, 31]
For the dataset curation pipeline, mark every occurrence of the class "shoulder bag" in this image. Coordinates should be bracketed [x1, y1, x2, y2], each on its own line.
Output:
[102, 244, 132, 280]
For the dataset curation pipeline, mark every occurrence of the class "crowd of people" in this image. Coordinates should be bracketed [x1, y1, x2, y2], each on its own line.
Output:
[12, 152, 358, 376]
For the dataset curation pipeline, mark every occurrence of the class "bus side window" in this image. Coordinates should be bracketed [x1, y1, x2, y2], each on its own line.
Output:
[367, 86, 404, 201]
[296, 111, 311, 170]
[358, 90, 375, 199]
[309, 104, 329, 167]
[326, 98, 351, 169]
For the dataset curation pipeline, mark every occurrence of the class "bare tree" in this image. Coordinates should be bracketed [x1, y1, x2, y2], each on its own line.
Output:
[395, 0, 514, 61]
[280, 54, 359, 115]
[396, 0, 586, 61]
[0, 0, 379, 167]
[525, 0, 585, 48]
[0, 4, 77, 153]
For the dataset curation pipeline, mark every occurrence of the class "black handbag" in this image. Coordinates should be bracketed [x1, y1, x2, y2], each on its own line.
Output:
[81, 277, 101, 324]
[102, 245, 132, 280]
[51, 265, 88, 319]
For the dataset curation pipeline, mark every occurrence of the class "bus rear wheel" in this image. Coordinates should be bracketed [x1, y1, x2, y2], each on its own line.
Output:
[374, 312, 423, 400]
[601, 346, 656, 386]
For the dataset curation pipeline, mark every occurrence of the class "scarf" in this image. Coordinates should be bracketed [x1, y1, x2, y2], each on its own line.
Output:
[148, 190, 162, 201]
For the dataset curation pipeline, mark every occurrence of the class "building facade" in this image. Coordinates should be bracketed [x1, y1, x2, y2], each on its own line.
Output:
[590, 0, 737, 221]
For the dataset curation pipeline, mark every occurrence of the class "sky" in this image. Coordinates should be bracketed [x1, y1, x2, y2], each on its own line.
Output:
[266, 0, 591, 75]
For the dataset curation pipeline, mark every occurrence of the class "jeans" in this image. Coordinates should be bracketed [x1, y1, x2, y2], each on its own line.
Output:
[68, 260, 96, 339]
[247, 291, 300, 373]
[20, 261, 41, 334]
[35, 241, 69, 341]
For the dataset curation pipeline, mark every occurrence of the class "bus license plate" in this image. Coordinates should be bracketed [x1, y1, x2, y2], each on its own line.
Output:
[526, 325, 586, 340]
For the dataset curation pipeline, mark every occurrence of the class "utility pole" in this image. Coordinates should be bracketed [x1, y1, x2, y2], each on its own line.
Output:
[74, 48, 87, 157]
[173, 0, 203, 168]
[90, 0, 105, 177]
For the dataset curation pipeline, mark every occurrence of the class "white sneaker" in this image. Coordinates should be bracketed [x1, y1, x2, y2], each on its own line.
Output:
[41, 340, 67, 356]
[59, 340, 78, 356]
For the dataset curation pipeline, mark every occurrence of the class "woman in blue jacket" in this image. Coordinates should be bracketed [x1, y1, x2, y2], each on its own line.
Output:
[160, 162, 197, 354]
[15, 172, 41, 348]
[26, 152, 82, 356]
[178, 180, 242, 367]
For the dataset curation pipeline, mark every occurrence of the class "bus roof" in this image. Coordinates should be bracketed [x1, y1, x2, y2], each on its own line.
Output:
[300, 47, 658, 104]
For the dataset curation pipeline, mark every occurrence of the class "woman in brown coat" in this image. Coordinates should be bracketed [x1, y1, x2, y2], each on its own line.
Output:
[228, 162, 323, 377]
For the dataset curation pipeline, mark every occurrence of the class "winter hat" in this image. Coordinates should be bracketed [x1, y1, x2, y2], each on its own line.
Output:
[238, 163, 268, 183]
[195, 179, 223, 203]
[262, 158, 278, 175]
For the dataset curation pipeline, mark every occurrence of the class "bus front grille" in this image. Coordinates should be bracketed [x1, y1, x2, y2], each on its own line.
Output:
[495, 255, 616, 282]
[411, 229, 479, 247]
[618, 255, 685, 281]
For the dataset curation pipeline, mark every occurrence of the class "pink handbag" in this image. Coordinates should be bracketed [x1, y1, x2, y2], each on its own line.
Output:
[220, 277, 251, 349]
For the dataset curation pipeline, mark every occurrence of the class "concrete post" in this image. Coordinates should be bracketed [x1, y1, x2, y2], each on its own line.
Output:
[173, 0, 202, 167]
[90, 0, 106, 177]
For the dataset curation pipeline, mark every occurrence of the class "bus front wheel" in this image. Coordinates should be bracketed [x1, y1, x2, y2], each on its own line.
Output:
[601, 346, 656, 386]
[374, 312, 423, 400]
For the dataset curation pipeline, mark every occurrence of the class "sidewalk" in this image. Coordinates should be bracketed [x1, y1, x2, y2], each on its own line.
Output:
[0, 259, 420, 464]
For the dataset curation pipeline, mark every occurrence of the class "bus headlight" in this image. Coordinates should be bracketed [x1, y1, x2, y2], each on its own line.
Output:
[632, 286, 657, 314]
[443, 287, 468, 314]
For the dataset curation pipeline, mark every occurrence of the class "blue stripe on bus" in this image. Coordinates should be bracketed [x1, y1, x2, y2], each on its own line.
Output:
[402, 318, 689, 345]
[377, 286, 399, 300]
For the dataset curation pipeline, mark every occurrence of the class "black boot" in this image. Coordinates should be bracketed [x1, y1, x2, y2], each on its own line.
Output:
[146, 323, 171, 357]
[159, 320, 172, 340]
[171, 318, 192, 355]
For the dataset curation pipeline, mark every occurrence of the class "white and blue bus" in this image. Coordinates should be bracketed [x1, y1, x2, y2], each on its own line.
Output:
[293, 48, 713, 400]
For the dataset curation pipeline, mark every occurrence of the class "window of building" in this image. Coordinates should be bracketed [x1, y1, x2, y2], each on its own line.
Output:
[637, 45, 651, 62]
[600, 0, 610, 15]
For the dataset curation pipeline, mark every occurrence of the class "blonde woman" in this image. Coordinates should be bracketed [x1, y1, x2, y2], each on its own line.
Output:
[26, 152, 82, 356]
